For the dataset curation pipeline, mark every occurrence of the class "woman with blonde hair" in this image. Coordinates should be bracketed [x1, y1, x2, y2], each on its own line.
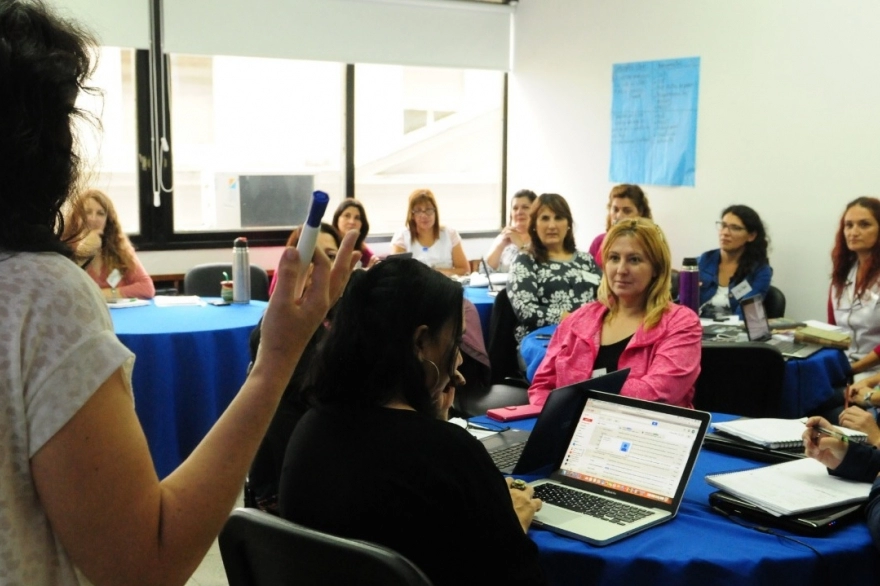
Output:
[65, 189, 155, 299]
[390, 188, 469, 276]
[528, 218, 702, 408]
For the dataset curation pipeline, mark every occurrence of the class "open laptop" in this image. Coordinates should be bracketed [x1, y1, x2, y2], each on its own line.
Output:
[528, 390, 710, 546]
[709, 490, 862, 536]
[480, 369, 630, 475]
[740, 296, 821, 359]
[468, 258, 507, 291]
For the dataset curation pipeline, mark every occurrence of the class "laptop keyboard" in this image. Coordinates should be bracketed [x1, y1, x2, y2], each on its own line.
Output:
[491, 443, 525, 469]
[772, 340, 803, 354]
[534, 483, 653, 525]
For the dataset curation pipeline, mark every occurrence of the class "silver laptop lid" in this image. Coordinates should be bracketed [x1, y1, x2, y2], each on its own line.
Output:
[550, 390, 710, 512]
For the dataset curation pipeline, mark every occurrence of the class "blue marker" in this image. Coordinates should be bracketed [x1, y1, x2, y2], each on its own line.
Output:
[294, 190, 330, 298]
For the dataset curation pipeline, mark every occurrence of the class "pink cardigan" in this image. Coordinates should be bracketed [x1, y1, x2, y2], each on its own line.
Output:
[528, 301, 702, 408]
[85, 254, 156, 299]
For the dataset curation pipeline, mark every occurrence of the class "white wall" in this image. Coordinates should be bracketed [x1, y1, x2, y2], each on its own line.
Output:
[507, 0, 880, 320]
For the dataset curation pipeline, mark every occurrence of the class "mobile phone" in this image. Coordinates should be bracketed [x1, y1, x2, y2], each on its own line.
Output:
[485, 403, 543, 422]
[210, 299, 231, 306]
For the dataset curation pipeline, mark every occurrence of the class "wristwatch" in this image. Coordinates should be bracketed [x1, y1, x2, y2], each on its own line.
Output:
[864, 390, 876, 409]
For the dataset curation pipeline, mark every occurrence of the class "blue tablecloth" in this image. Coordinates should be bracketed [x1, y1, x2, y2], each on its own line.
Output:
[519, 325, 849, 418]
[111, 299, 267, 478]
[469, 412, 879, 586]
[463, 286, 495, 343]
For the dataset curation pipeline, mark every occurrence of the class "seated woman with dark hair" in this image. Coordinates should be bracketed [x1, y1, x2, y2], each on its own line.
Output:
[248, 225, 343, 513]
[278, 258, 546, 586]
[508, 193, 601, 342]
[529, 218, 702, 408]
[267, 222, 339, 297]
[332, 198, 378, 268]
[698, 204, 772, 318]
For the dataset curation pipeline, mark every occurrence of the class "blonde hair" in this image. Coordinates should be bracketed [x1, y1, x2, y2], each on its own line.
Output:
[65, 189, 137, 273]
[597, 217, 671, 330]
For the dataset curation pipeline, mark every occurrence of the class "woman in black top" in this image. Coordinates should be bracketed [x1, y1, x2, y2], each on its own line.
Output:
[278, 258, 547, 586]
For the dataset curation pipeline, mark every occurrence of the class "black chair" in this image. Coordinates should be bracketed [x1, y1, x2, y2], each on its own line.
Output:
[694, 342, 786, 417]
[763, 286, 786, 319]
[486, 288, 524, 385]
[184, 262, 270, 301]
[219, 508, 433, 586]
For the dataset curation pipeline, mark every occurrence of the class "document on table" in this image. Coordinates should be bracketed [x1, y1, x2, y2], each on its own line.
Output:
[705, 457, 871, 516]
[153, 295, 205, 307]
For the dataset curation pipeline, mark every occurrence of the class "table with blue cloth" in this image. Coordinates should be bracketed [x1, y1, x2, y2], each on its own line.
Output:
[469, 412, 879, 585]
[110, 299, 267, 478]
[519, 324, 850, 418]
[463, 286, 495, 343]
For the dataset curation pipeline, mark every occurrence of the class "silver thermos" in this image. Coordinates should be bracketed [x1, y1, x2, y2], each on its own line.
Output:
[232, 237, 251, 304]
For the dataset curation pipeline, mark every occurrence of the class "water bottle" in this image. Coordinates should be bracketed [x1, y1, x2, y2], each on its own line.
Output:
[232, 237, 251, 304]
[678, 257, 700, 314]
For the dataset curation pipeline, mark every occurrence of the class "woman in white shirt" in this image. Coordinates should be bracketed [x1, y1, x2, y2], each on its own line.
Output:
[390, 188, 469, 277]
[484, 189, 536, 272]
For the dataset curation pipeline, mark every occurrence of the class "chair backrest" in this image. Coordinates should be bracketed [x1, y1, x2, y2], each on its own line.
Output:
[693, 342, 786, 417]
[184, 262, 270, 301]
[219, 508, 433, 586]
[763, 286, 786, 319]
[486, 288, 523, 384]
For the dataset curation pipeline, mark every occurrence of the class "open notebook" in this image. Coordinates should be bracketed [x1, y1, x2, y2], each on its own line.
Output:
[712, 418, 867, 449]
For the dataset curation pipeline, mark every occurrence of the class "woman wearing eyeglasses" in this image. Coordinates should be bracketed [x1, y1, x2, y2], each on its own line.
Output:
[697, 205, 772, 318]
[390, 188, 470, 276]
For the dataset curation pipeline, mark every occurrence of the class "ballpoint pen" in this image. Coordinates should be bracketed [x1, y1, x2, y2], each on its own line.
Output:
[813, 426, 850, 443]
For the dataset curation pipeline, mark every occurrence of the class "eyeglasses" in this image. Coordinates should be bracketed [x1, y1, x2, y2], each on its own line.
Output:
[412, 208, 436, 217]
[715, 221, 746, 234]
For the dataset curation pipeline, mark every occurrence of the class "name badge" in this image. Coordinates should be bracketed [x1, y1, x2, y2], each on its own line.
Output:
[107, 268, 123, 288]
[731, 280, 752, 300]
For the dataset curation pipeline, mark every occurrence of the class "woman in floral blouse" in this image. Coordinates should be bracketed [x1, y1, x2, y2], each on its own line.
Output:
[508, 193, 601, 342]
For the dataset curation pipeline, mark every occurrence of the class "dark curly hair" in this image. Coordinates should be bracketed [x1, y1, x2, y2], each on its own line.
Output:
[0, 0, 97, 255]
[721, 205, 770, 285]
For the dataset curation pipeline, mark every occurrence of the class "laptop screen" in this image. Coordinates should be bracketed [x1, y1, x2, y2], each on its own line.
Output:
[741, 296, 770, 341]
[556, 397, 704, 506]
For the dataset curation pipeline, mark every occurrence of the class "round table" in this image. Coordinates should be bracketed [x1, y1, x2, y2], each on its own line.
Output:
[111, 299, 267, 478]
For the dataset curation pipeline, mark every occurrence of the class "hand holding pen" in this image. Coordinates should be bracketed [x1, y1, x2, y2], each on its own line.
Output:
[802, 416, 848, 470]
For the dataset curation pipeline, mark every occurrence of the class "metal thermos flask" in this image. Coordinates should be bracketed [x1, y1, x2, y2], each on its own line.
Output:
[679, 257, 700, 314]
[232, 237, 251, 304]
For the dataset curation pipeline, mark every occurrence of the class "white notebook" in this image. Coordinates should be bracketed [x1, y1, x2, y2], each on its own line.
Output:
[706, 457, 871, 516]
[712, 418, 867, 449]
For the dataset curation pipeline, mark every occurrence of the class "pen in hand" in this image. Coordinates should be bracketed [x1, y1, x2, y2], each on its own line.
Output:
[812, 425, 850, 444]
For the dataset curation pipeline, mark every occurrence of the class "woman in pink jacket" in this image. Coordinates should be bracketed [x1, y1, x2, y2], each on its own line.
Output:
[529, 218, 701, 408]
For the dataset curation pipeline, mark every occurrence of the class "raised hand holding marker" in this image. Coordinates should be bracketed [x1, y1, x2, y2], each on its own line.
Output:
[294, 190, 330, 298]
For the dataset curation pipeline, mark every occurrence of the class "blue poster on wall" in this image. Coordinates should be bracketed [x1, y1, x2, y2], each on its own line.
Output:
[609, 57, 700, 187]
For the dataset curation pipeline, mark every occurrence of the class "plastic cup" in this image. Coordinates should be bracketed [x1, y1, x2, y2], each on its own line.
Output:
[221, 280, 234, 302]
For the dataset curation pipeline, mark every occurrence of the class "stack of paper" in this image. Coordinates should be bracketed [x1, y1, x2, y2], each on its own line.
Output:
[706, 458, 871, 516]
[107, 298, 150, 309]
[153, 295, 204, 307]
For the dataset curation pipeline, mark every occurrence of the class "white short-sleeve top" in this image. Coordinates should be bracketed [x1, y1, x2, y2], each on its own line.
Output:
[391, 226, 462, 269]
[0, 251, 134, 585]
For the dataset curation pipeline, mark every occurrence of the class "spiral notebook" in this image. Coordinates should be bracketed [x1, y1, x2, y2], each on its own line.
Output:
[712, 418, 867, 449]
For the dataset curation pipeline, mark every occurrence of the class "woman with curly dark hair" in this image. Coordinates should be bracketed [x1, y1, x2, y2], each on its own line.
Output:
[65, 188, 155, 299]
[0, 2, 359, 583]
[697, 204, 772, 318]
